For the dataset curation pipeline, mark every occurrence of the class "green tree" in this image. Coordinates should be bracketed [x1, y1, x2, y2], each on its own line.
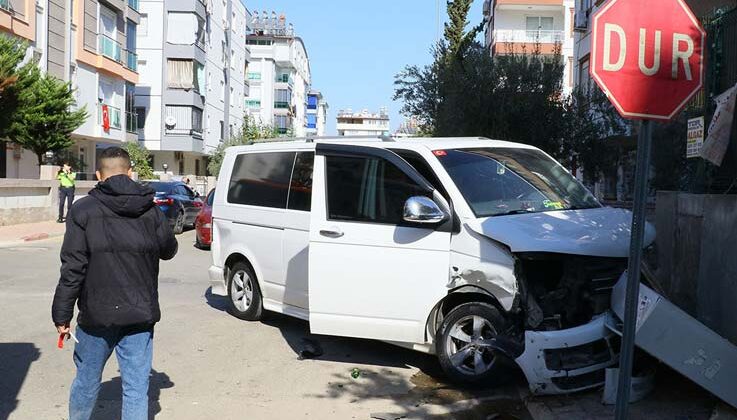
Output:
[0, 36, 40, 138]
[207, 115, 278, 176]
[123, 141, 155, 180]
[10, 73, 87, 165]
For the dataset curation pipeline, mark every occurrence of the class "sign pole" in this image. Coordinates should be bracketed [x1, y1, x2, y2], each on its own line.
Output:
[614, 119, 653, 420]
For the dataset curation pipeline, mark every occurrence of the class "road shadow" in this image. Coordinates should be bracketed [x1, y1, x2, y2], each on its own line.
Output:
[204, 287, 229, 312]
[90, 369, 174, 420]
[0, 342, 41, 420]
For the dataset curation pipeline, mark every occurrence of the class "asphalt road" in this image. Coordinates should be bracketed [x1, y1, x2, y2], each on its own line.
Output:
[0, 230, 529, 420]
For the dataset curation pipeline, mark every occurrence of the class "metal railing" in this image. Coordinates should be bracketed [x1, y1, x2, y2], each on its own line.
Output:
[493, 29, 565, 44]
[275, 74, 293, 85]
[0, 0, 11, 12]
[274, 101, 290, 109]
[98, 34, 122, 62]
[125, 111, 137, 133]
[124, 49, 137, 71]
[98, 103, 122, 129]
[127, 0, 139, 11]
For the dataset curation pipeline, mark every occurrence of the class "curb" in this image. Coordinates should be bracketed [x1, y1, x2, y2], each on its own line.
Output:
[0, 231, 65, 248]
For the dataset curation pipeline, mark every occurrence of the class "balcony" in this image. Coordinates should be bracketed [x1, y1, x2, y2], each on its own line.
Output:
[274, 101, 290, 109]
[0, 0, 10, 12]
[125, 111, 137, 133]
[124, 49, 137, 71]
[275, 74, 294, 86]
[127, 0, 139, 11]
[98, 103, 122, 130]
[99, 34, 122, 63]
[493, 29, 565, 44]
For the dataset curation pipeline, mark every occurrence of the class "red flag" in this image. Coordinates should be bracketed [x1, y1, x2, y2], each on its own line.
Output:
[102, 105, 110, 132]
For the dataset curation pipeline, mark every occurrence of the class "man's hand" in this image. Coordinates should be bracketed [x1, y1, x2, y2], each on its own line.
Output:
[56, 323, 70, 335]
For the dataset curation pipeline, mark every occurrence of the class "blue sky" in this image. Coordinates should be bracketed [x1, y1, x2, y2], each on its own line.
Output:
[245, 0, 484, 135]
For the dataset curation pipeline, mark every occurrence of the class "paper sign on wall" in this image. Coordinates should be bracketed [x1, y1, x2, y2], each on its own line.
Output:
[686, 117, 704, 158]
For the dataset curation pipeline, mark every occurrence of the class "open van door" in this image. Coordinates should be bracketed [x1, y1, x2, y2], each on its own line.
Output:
[308, 144, 452, 343]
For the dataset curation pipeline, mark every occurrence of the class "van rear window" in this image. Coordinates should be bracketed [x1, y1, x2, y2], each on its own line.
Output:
[227, 152, 296, 208]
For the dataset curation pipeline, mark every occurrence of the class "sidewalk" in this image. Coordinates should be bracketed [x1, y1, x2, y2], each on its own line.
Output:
[0, 220, 66, 246]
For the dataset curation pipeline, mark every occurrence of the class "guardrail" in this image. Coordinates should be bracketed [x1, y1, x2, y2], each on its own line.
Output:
[125, 111, 138, 133]
[99, 34, 122, 62]
[98, 103, 122, 130]
[124, 49, 137, 71]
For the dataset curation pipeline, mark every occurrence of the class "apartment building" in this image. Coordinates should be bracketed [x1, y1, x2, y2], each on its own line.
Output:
[483, 0, 575, 95]
[135, 0, 247, 176]
[306, 90, 328, 136]
[1, 0, 140, 178]
[244, 12, 311, 137]
[336, 108, 390, 137]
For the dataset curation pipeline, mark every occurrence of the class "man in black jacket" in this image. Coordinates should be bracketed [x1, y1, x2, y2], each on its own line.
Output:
[52, 147, 178, 420]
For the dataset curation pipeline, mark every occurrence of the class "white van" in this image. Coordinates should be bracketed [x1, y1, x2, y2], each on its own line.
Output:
[208, 137, 655, 394]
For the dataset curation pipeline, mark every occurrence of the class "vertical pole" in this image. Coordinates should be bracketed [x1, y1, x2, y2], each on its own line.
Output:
[614, 119, 653, 419]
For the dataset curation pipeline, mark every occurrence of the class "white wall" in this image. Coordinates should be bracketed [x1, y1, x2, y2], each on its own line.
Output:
[4, 147, 40, 179]
[494, 9, 565, 31]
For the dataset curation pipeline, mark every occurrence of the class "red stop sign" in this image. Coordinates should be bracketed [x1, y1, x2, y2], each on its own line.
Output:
[591, 0, 705, 120]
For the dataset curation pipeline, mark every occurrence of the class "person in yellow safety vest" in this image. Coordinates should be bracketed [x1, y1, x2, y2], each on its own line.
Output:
[57, 162, 76, 223]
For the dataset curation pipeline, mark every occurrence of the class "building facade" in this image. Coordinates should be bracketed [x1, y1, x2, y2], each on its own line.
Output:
[483, 0, 575, 95]
[2, 0, 140, 179]
[306, 90, 327, 137]
[336, 108, 390, 137]
[244, 12, 312, 137]
[135, 0, 247, 176]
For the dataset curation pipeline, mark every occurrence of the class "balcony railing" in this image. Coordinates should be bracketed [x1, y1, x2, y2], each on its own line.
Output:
[275, 74, 293, 85]
[125, 111, 137, 133]
[98, 34, 122, 63]
[274, 101, 290, 109]
[0, 0, 10, 12]
[124, 49, 138, 71]
[98, 103, 122, 130]
[493, 29, 565, 44]
[127, 0, 139, 11]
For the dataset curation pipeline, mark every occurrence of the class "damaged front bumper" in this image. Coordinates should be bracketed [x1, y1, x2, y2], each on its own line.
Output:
[515, 312, 620, 395]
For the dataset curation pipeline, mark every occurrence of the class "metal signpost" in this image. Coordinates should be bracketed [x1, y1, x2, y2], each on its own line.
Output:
[589, 0, 705, 417]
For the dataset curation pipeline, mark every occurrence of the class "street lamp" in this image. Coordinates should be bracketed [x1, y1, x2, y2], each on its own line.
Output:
[44, 151, 54, 165]
[162, 163, 168, 174]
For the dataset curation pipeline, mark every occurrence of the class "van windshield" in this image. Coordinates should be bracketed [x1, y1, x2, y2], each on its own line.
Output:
[435, 148, 600, 217]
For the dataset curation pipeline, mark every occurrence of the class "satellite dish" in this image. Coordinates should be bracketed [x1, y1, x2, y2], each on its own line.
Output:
[165, 116, 177, 128]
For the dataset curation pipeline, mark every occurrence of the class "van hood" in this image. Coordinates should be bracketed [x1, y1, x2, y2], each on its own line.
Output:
[467, 207, 655, 258]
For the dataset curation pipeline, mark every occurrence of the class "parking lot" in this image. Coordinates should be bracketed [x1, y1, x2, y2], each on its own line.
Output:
[0, 231, 722, 420]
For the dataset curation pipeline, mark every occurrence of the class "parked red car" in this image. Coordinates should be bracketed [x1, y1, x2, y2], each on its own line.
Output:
[195, 189, 215, 248]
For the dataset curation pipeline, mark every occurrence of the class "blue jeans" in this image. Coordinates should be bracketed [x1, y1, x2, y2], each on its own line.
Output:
[69, 325, 153, 420]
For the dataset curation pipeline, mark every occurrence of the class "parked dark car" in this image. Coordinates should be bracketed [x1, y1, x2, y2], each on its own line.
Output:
[195, 189, 215, 248]
[147, 181, 203, 234]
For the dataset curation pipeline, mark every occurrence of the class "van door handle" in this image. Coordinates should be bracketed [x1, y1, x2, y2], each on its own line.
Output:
[319, 227, 344, 238]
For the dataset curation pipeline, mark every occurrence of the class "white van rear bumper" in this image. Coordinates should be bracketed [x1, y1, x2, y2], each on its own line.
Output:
[209, 265, 227, 296]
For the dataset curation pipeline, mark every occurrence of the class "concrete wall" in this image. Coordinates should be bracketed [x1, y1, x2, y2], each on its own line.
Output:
[655, 191, 737, 345]
[0, 179, 97, 226]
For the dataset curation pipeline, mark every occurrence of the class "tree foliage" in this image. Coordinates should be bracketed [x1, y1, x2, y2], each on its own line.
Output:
[123, 141, 155, 180]
[394, 6, 628, 182]
[0, 36, 39, 138]
[10, 73, 87, 165]
[207, 115, 279, 176]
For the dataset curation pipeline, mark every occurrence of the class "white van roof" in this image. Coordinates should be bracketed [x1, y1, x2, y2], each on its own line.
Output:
[225, 136, 539, 154]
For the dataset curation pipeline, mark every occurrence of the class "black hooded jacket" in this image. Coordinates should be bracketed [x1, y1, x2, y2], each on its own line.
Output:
[52, 175, 178, 328]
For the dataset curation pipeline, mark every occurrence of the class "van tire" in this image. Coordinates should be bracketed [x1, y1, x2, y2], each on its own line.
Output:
[436, 302, 511, 385]
[226, 262, 263, 321]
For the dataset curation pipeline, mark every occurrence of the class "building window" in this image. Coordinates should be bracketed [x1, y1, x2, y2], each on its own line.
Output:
[274, 89, 291, 109]
[195, 159, 200, 175]
[579, 56, 591, 93]
[246, 99, 261, 108]
[167, 12, 205, 49]
[167, 59, 204, 91]
[307, 95, 318, 110]
[246, 39, 273, 46]
[274, 115, 289, 134]
[247, 72, 261, 81]
[219, 120, 224, 140]
[306, 114, 317, 129]
[525, 16, 555, 42]
[135, 106, 146, 129]
[98, 5, 121, 61]
[178, 159, 184, 175]
[219, 80, 225, 102]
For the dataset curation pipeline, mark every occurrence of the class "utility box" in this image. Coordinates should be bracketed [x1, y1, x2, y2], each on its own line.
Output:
[611, 274, 737, 409]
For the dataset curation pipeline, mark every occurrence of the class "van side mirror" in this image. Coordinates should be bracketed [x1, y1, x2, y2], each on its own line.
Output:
[403, 196, 447, 224]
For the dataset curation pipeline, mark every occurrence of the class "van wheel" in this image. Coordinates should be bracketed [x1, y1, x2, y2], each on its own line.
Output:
[227, 262, 263, 321]
[436, 302, 510, 385]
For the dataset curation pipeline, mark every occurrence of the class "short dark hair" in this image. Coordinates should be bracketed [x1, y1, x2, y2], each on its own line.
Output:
[97, 147, 132, 175]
